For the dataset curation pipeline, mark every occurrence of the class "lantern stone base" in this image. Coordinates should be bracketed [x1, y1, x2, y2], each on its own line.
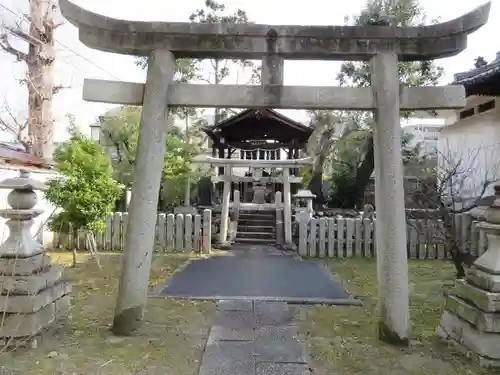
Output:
[437, 269, 500, 368]
[0, 253, 72, 347]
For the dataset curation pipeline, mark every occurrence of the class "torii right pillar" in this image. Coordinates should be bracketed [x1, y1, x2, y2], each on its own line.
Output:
[371, 52, 410, 346]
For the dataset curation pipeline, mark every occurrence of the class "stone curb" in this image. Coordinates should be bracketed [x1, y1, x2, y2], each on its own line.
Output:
[152, 294, 362, 305]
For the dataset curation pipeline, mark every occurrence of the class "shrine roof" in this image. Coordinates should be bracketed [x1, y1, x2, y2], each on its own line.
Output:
[453, 52, 500, 96]
[203, 109, 313, 147]
[0, 144, 54, 170]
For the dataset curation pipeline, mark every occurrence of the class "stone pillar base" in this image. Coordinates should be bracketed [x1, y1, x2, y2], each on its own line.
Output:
[283, 242, 297, 251]
[0, 253, 72, 347]
[436, 269, 500, 368]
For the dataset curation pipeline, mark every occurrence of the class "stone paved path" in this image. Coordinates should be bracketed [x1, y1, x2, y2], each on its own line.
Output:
[198, 299, 311, 375]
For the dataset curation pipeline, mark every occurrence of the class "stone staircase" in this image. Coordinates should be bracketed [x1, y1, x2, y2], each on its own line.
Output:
[235, 209, 276, 245]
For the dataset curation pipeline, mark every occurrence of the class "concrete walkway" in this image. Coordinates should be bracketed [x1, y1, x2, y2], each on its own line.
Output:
[198, 299, 311, 375]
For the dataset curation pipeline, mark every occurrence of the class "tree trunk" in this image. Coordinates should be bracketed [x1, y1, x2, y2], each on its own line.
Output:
[443, 211, 467, 279]
[308, 172, 324, 208]
[353, 133, 375, 208]
[449, 243, 466, 279]
[27, 0, 55, 159]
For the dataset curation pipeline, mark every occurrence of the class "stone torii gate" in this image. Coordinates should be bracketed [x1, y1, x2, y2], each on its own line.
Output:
[192, 155, 314, 247]
[59, 0, 490, 340]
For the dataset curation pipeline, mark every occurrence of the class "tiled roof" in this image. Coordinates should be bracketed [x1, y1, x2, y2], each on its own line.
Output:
[0, 145, 54, 170]
[453, 51, 500, 90]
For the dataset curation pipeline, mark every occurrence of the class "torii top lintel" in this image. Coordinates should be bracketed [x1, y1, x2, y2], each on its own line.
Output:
[59, 0, 490, 62]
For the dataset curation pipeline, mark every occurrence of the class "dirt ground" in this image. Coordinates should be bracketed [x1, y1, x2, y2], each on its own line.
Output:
[0, 252, 215, 375]
[296, 259, 497, 375]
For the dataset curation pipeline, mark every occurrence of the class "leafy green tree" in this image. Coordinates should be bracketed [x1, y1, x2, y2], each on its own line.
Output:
[312, 0, 443, 208]
[136, 0, 260, 124]
[99, 106, 205, 210]
[188, 0, 260, 122]
[327, 130, 420, 208]
[45, 126, 122, 239]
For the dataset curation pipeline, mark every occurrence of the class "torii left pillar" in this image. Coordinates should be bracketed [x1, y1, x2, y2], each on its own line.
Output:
[371, 52, 409, 345]
[112, 49, 175, 336]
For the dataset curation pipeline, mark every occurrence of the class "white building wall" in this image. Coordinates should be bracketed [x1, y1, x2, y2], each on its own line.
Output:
[438, 96, 500, 200]
[402, 123, 442, 157]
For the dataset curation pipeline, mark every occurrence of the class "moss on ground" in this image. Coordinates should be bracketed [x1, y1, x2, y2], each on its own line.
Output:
[297, 259, 497, 375]
[0, 252, 215, 375]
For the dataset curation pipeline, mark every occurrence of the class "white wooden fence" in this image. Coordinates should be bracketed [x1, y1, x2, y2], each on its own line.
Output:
[297, 214, 488, 259]
[54, 210, 213, 253]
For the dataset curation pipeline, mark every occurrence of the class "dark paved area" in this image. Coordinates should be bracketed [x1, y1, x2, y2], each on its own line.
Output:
[198, 300, 311, 375]
[156, 245, 359, 304]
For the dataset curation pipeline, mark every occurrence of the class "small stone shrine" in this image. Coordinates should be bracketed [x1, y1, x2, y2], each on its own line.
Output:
[437, 184, 500, 367]
[0, 170, 71, 347]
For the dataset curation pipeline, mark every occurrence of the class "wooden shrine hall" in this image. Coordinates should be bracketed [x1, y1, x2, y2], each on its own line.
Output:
[202, 108, 313, 203]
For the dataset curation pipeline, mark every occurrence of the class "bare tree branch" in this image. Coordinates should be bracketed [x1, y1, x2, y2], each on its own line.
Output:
[53, 84, 70, 95]
[0, 32, 27, 62]
[407, 144, 499, 278]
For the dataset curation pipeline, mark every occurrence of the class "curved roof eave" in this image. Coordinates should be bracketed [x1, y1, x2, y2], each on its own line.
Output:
[453, 53, 500, 87]
[211, 109, 312, 135]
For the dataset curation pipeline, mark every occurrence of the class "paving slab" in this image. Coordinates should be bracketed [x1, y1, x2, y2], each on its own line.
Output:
[254, 325, 308, 364]
[255, 301, 297, 327]
[217, 299, 254, 311]
[197, 300, 311, 375]
[256, 363, 311, 375]
[213, 309, 256, 329]
[198, 341, 255, 375]
[208, 326, 254, 342]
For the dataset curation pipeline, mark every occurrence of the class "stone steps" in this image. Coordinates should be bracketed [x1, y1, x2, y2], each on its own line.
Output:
[234, 237, 276, 245]
[238, 225, 275, 233]
[237, 231, 275, 240]
[236, 209, 277, 245]
[239, 213, 275, 220]
[238, 219, 276, 227]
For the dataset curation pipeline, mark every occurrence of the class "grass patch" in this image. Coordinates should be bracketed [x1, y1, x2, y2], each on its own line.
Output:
[0, 252, 215, 375]
[297, 258, 496, 375]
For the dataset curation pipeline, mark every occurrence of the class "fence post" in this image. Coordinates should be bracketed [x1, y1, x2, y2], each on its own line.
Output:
[327, 218, 335, 258]
[318, 218, 326, 258]
[176, 214, 184, 251]
[166, 213, 175, 251]
[112, 212, 122, 251]
[157, 213, 166, 250]
[105, 213, 112, 251]
[346, 218, 354, 257]
[194, 213, 202, 253]
[309, 218, 318, 257]
[121, 212, 129, 252]
[298, 220, 307, 256]
[337, 218, 345, 258]
[185, 214, 193, 252]
[275, 192, 284, 246]
[203, 209, 212, 253]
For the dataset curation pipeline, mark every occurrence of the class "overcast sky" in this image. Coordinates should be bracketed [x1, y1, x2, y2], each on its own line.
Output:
[0, 0, 498, 142]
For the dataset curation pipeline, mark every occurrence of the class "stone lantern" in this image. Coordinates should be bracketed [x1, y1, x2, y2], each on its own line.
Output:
[0, 169, 46, 256]
[293, 189, 315, 212]
[293, 189, 316, 225]
[437, 184, 500, 367]
[0, 169, 71, 348]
